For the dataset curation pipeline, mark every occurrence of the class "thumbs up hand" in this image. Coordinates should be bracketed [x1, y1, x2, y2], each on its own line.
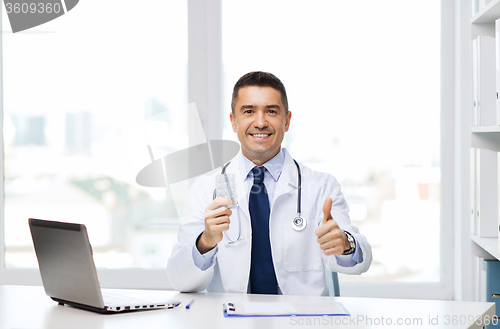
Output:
[315, 198, 349, 256]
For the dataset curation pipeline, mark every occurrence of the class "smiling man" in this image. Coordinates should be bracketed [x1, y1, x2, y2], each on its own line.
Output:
[166, 71, 372, 295]
[230, 83, 289, 167]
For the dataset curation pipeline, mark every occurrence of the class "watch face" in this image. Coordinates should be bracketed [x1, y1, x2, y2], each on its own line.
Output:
[343, 231, 355, 255]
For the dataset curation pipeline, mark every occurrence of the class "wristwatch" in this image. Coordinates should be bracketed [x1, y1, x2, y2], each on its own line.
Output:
[342, 231, 356, 255]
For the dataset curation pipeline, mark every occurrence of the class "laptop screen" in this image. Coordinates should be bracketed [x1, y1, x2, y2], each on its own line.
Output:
[29, 218, 105, 308]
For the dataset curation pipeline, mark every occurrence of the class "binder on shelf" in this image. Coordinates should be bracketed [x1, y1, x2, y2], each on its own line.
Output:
[496, 19, 500, 126]
[472, 148, 478, 236]
[483, 259, 500, 328]
[473, 35, 496, 126]
[481, 0, 491, 9]
[498, 152, 500, 252]
[473, 37, 479, 125]
[476, 256, 487, 303]
[472, 0, 479, 16]
[475, 148, 498, 238]
[472, 0, 492, 16]
[479, 0, 494, 13]
[473, 0, 491, 15]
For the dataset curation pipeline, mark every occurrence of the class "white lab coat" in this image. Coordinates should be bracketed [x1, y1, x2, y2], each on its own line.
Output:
[166, 149, 372, 295]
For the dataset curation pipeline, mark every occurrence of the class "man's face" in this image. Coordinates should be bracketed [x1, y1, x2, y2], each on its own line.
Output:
[230, 86, 291, 166]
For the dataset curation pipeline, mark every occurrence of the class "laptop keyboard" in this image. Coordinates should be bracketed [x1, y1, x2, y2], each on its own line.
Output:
[102, 292, 152, 307]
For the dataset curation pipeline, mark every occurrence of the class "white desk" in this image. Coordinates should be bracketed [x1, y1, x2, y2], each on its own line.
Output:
[0, 285, 495, 329]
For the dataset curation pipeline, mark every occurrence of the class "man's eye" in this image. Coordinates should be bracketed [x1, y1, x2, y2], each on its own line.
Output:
[244, 110, 253, 114]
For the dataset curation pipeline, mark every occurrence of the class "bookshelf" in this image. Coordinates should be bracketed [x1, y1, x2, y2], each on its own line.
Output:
[469, 0, 500, 307]
[471, 126, 500, 133]
[472, 0, 500, 24]
[472, 130, 500, 151]
[472, 235, 500, 260]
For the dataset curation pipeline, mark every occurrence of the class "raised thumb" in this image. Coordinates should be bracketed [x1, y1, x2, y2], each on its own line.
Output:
[322, 197, 333, 224]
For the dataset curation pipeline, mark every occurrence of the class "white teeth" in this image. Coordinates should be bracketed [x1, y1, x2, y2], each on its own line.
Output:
[253, 134, 269, 137]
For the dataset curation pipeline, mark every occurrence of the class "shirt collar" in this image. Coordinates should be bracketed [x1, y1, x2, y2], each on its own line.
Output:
[240, 148, 285, 182]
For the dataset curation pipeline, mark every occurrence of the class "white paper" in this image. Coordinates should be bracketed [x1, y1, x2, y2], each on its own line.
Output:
[242, 302, 296, 314]
[226, 301, 349, 316]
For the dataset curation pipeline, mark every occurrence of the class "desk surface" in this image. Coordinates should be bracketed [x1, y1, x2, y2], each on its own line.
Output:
[0, 285, 495, 329]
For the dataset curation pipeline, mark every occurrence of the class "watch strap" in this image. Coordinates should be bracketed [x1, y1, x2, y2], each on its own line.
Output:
[342, 231, 356, 255]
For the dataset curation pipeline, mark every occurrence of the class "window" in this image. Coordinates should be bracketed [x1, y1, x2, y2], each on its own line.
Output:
[222, 0, 444, 295]
[1, 0, 450, 297]
[2, 1, 188, 271]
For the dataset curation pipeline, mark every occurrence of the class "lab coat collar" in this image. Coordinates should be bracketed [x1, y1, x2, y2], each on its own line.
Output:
[281, 148, 299, 189]
[240, 148, 284, 182]
[272, 148, 299, 205]
[231, 148, 298, 191]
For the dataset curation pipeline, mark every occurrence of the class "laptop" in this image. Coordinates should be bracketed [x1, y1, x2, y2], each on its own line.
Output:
[29, 218, 180, 314]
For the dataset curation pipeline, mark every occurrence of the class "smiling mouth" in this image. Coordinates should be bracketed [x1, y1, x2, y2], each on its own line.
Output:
[250, 133, 271, 138]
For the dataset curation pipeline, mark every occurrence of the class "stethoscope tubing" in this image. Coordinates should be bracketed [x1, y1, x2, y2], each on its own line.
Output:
[293, 159, 301, 216]
[213, 159, 305, 243]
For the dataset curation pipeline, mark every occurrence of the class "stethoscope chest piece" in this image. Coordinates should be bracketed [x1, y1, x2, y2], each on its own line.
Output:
[292, 216, 307, 231]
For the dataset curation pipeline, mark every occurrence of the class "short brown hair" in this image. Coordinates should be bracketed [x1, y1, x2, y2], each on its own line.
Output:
[231, 71, 288, 114]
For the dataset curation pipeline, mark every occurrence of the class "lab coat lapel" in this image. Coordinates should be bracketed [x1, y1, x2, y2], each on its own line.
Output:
[272, 149, 298, 205]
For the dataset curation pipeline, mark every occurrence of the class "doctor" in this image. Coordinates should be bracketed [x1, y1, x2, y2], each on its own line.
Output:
[166, 71, 372, 295]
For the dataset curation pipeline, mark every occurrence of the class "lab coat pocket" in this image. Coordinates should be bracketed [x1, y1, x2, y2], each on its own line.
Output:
[283, 219, 322, 272]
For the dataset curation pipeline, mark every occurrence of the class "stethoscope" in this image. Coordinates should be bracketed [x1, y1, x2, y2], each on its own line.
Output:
[213, 159, 305, 244]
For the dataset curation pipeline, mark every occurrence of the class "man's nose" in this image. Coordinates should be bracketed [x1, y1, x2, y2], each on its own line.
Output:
[253, 112, 267, 128]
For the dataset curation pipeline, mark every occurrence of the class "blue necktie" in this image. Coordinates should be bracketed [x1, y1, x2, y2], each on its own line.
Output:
[249, 166, 278, 294]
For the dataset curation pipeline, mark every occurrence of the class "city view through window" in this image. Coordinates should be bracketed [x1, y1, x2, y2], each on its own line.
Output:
[2, 1, 440, 285]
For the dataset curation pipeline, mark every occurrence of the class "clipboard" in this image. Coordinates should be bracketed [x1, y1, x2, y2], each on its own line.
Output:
[223, 301, 350, 317]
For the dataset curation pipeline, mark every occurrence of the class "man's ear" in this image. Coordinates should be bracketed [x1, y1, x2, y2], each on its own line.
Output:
[230, 112, 237, 132]
[285, 111, 292, 132]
